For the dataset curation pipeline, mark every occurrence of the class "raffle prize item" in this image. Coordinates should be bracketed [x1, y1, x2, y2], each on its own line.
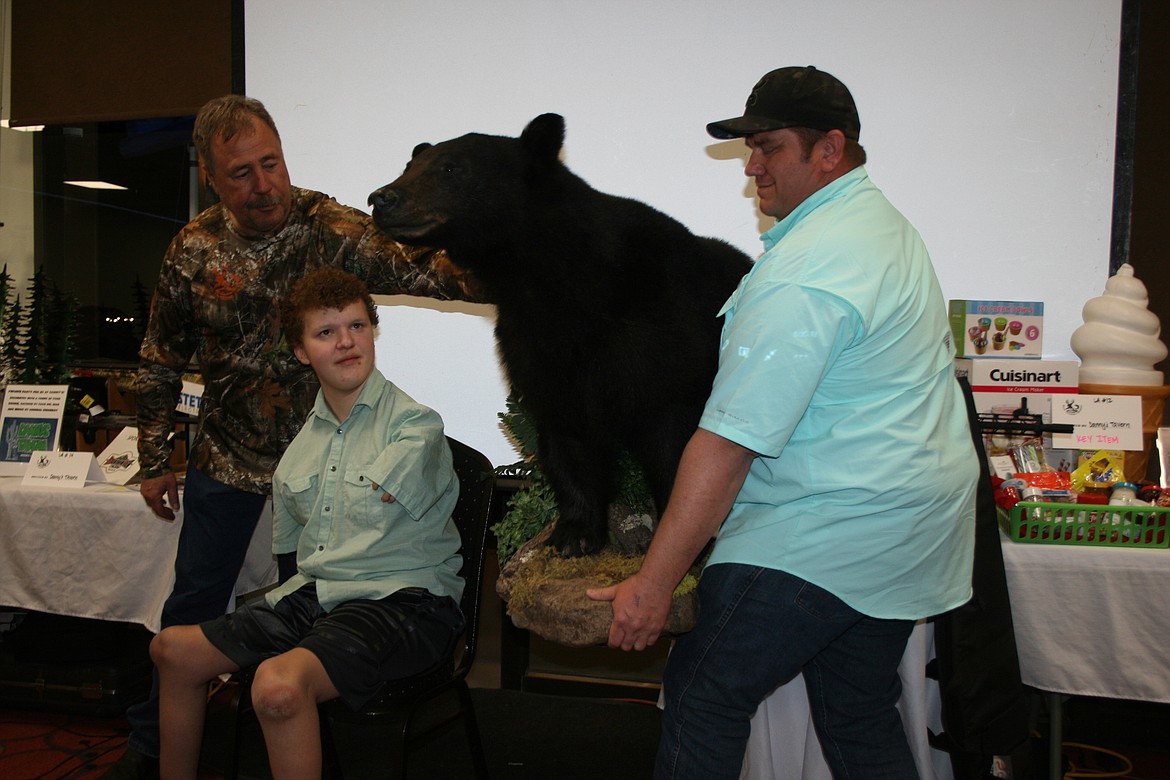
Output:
[1071, 263, 1170, 481]
[1001, 458, 1170, 548]
[996, 474, 1075, 512]
[1020, 486, 1045, 503]
[949, 300, 1043, 358]
[1108, 482, 1145, 508]
[1070, 449, 1125, 499]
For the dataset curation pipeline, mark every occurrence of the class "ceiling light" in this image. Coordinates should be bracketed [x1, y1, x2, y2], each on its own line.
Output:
[0, 119, 45, 132]
[65, 180, 129, 190]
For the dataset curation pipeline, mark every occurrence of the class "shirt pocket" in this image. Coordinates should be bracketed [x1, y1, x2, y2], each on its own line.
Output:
[281, 473, 318, 524]
[343, 466, 382, 526]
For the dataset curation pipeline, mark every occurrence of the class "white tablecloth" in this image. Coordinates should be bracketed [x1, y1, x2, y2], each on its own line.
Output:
[0, 477, 276, 633]
[740, 533, 1170, 778]
[998, 530, 1170, 704]
[741, 621, 952, 780]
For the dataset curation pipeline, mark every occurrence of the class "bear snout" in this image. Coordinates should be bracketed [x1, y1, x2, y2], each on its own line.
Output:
[367, 186, 442, 243]
[368, 187, 404, 233]
[367, 187, 398, 214]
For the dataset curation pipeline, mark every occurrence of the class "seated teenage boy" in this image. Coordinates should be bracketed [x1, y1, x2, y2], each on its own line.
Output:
[150, 266, 464, 780]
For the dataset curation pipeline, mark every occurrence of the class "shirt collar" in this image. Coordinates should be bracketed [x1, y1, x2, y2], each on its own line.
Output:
[311, 367, 387, 425]
[761, 166, 868, 252]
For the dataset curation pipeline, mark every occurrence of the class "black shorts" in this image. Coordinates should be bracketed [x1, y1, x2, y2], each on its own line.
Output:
[201, 583, 463, 709]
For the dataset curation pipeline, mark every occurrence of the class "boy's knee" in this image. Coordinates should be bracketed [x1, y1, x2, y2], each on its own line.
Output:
[151, 626, 186, 670]
[252, 661, 310, 722]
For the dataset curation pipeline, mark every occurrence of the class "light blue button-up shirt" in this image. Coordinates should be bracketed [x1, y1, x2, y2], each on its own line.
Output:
[266, 368, 463, 612]
[701, 167, 977, 619]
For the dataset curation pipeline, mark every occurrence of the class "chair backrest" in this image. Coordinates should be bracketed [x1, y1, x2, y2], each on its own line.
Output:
[444, 436, 495, 680]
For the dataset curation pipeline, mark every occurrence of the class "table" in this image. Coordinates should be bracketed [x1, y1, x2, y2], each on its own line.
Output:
[999, 531, 1170, 780]
[741, 621, 953, 780]
[998, 531, 1170, 704]
[0, 477, 276, 633]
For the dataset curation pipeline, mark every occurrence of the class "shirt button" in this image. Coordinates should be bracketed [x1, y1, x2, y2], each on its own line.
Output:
[330, 465, 336, 472]
[318, 545, 324, 551]
[324, 506, 330, 512]
[337, 428, 343, 435]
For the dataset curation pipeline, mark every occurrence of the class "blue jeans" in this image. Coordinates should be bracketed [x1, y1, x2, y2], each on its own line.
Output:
[657, 563, 916, 780]
[126, 464, 267, 758]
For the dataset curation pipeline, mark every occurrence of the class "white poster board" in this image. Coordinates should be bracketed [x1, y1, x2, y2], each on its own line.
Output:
[0, 384, 69, 477]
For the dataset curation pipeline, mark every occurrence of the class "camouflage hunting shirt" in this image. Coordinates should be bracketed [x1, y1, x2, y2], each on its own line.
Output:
[137, 186, 476, 494]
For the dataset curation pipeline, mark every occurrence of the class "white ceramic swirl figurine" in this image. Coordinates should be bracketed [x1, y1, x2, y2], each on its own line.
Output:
[1071, 263, 1166, 386]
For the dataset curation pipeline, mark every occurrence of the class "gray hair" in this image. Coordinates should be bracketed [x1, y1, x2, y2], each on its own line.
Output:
[193, 95, 281, 174]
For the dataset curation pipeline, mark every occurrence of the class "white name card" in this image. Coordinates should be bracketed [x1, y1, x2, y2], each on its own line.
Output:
[97, 426, 140, 485]
[22, 450, 105, 489]
[1051, 393, 1144, 451]
[177, 380, 204, 417]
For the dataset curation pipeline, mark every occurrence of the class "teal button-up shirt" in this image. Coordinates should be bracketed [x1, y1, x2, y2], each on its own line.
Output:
[701, 167, 977, 620]
[266, 368, 463, 612]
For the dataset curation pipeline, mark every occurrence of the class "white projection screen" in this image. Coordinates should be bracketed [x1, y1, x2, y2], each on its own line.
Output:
[246, 1, 1124, 466]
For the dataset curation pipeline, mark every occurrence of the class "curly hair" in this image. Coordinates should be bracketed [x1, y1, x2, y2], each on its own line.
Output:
[193, 95, 281, 175]
[281, 267, 379, 350]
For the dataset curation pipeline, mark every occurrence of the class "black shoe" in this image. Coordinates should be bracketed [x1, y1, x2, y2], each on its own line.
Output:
[99, 746, 160, 780]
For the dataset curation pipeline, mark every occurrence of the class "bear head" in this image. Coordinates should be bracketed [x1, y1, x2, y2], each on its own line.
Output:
[369, 113, 569, 254]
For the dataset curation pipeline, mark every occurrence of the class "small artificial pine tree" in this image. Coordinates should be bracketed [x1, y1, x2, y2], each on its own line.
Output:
[0, 297, 22, 390]
[0, 265, 12, 389]
[16, 268, 48, 384]
[0, 267, 79, 389]
[45, 284, 78, 383]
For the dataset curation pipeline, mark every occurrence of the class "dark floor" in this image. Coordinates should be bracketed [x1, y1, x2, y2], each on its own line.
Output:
[3, 553, 1170, 779]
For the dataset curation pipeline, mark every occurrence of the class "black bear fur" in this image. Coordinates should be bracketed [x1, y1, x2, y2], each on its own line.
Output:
[370, 113, 751, 556]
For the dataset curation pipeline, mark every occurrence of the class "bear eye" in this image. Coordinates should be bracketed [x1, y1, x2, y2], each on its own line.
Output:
[442, 163, 462, 175]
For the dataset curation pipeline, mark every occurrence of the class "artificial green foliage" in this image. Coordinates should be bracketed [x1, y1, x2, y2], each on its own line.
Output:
[496, 392, 540, 478]
[615, 450, 653, 513]
[492, 393, 655, 565]
[493, 476, 559, 565]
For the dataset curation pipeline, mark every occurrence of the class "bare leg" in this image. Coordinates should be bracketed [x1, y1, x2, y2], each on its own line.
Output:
[152, 625, 239, 780]
[251, 647, 340, 780]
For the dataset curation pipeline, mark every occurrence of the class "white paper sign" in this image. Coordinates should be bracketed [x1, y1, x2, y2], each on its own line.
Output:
[1050, 393, 1144, 451]
[0, 384, 69, 477]
[1158, 427, 1169, 489]
[21, 450, 104, 489]
[97, 426, 140, 485]
[177, 380, 203, 417]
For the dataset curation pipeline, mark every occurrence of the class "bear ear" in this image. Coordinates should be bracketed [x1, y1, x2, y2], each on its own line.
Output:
[520, 113, 565, 162]
[411, 142, 433, 158]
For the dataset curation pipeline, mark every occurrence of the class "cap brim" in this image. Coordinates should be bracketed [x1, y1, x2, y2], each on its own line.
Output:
[706, 115, 789, 140]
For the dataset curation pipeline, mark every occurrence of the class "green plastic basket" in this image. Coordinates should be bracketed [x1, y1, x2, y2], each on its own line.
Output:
[1004, 502, 1170, 548]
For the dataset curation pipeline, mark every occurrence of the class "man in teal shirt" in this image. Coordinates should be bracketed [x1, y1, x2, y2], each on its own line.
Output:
[591, 66, 978, 779]
[151, 267, 463, 780]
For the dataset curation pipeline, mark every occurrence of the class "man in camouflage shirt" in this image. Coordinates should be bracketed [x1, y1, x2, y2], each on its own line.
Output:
[106, 95, 476, 780]
[135, 187, 471, 498]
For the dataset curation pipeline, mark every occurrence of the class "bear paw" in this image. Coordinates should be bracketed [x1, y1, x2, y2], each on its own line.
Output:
[546, 519, 608, 558]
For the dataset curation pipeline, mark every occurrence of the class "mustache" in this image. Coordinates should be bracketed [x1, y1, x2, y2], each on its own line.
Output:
[247, 194, 283, 209]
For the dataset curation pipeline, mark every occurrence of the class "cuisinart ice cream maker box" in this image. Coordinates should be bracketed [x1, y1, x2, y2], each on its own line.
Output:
[953, 358, 1078, 421]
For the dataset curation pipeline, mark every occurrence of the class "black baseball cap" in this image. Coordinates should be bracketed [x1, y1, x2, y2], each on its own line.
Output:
[707, 66, 861, 141]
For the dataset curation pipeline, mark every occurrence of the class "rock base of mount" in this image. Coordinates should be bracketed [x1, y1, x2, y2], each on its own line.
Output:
[495, 506, 699, 647]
